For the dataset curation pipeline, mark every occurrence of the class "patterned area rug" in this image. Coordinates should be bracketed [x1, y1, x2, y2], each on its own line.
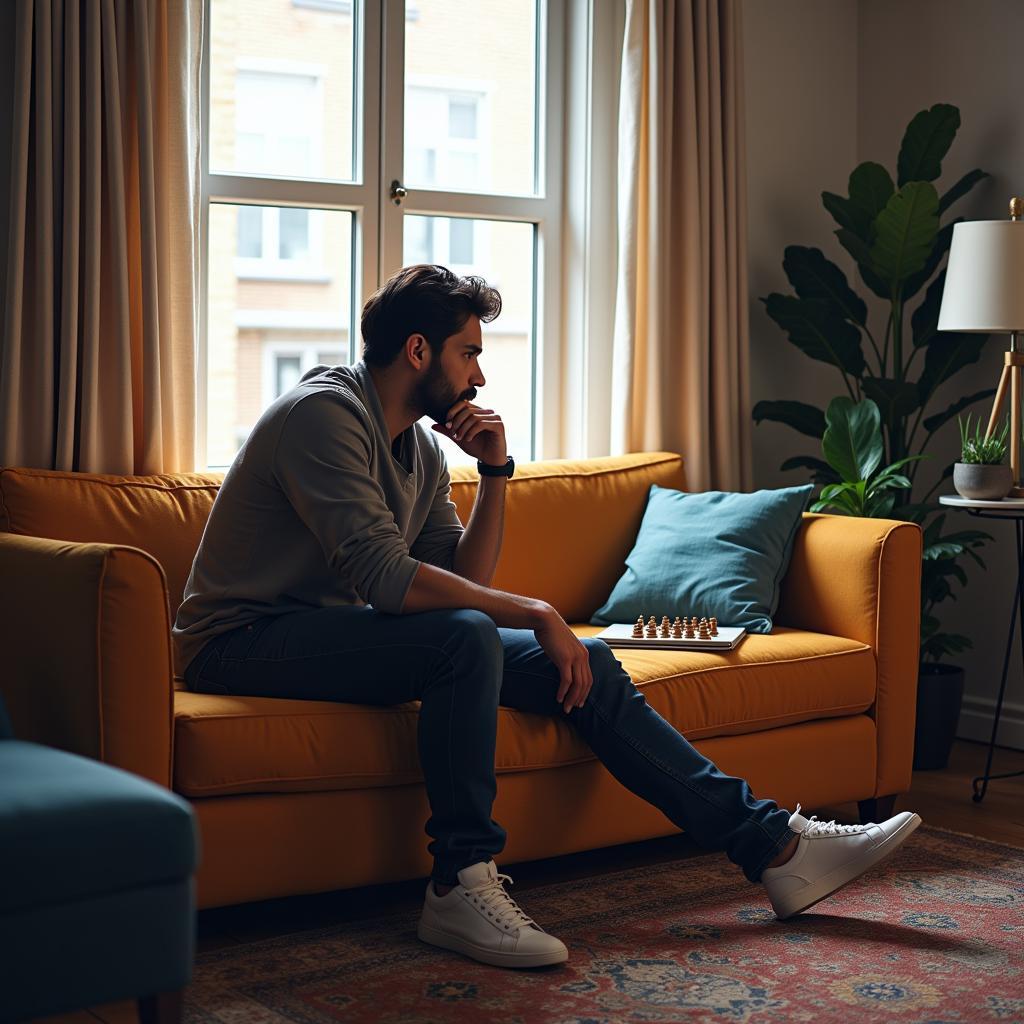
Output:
[185, 826, 1024, 1023]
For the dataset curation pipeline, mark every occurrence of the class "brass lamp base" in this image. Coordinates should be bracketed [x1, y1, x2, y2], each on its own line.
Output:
[985, 347, 1024, 493]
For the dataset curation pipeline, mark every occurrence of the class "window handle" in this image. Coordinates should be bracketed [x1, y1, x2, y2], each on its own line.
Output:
[390, 180, 407, 206]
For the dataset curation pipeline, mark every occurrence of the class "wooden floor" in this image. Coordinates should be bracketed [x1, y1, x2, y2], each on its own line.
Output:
[33, 738, 1024, 1024]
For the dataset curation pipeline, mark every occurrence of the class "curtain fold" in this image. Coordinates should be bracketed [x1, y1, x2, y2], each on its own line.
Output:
[611, 0, 751, 492]
[1, 0, 201, 474]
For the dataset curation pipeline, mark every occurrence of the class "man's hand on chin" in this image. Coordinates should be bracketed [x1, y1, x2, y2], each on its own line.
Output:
[432, 400, 508, 466]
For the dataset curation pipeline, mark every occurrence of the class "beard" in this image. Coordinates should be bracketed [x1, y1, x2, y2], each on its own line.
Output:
[415, 359, 477, 424]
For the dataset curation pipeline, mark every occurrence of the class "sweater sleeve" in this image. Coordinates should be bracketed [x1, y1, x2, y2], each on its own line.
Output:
[272, 392, 421, 613]
[410, 458, 465, 572]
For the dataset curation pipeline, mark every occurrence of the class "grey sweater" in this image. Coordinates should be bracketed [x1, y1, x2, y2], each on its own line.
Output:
[172, 360, 464, 678]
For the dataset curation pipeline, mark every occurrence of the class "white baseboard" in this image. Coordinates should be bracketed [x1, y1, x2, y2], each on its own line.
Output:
[956, 694, 1024, 752]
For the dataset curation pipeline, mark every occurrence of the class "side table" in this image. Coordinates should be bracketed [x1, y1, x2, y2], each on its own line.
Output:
[939, 494, 1024, 801]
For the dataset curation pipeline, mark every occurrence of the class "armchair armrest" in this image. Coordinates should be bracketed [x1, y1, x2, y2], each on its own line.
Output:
[777, 513, 923, 799]
[0, 534, 174, 786]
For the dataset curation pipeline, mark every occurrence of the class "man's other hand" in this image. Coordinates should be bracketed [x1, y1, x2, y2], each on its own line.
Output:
[432, 400, 507, 466]
[533, 608, 594, 713]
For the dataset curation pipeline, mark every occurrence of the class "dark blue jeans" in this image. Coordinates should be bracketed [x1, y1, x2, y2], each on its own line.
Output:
[184, 607, 795, 887]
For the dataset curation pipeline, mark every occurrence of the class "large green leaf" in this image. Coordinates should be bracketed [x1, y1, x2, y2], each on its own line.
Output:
[902, 219, 959, 302]
[762, 294, 866, 376]
[862, 377, 921, 427]
[848, 161, 895, 228]
[751, 399, 827, 438]
[917, 331, 991, 405]
[939, 168, 989, 215]
[822, 191, 868, 237]
[911, 270, 947, 349]
[834, 229, 891, 299]
[897, 103, 960, 186]
[922, 388, 996, 434]
[822, 396, 884, 482]
[783, 246, 868, 326]
[870, 182, 940, 285]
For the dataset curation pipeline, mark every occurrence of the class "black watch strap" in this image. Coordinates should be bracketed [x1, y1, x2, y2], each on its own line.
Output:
[477, 455, 515, 478]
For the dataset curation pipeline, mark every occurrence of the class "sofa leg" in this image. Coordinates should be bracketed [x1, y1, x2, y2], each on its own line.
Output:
[858, 795, 897, 824]
[138, 990, 184, 1024]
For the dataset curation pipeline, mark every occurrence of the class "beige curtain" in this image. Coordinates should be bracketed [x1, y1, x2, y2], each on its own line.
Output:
[1, 0, 202, 475]
[611, 0, 751, 491]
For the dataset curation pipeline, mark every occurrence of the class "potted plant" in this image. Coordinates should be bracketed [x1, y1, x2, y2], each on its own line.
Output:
[953, 413, 1011, 500]
[811, 397, 988, 770]
[751, 102, 995, 769]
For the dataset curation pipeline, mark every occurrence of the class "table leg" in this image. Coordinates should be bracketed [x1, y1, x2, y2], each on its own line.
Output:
[972, 516, 1024, 801]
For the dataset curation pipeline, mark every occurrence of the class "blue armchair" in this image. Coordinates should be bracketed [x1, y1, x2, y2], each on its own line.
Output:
[0, 694, 200, 1024]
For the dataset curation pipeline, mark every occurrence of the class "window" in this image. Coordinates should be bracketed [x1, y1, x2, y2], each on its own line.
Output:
[201, 1, 562, 470]
[263, 343, 347, 408]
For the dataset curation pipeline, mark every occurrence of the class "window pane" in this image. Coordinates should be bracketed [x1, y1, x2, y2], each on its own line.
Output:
[210, 0, 357, 182]
[279, 208, 310, 260]
[449, 218, 474, 264]
[275, 355, 303, 397]
[403, 217, 534, 465]
[405, 1, 538, 196]
[237, 206, 263, 257]
[207, 204, 353, 469]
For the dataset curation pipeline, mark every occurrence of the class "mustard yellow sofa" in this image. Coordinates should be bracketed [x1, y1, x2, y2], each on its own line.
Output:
[0, 452, 922, 910]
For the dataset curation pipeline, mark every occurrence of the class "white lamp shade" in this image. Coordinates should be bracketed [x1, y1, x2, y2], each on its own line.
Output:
[937, 220, 1024, 332]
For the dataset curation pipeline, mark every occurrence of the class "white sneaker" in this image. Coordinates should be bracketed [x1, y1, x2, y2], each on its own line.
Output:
[417, 859, 569, 968]
[762, 804, 922, 920]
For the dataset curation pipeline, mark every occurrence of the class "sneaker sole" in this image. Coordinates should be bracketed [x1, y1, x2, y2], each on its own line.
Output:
[417, 920, 569, 969]
[772, 812, 922, 920]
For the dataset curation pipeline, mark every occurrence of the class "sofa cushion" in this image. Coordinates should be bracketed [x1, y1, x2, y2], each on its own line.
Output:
[449, 453, 686, 622]
[172, 626, 874, 798]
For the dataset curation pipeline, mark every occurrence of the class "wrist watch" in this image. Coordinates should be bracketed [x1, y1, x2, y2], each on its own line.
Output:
[477, 455, 515, 478]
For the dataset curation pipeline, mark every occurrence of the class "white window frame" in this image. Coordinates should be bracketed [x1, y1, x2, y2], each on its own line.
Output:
[198, 0, 565, 469]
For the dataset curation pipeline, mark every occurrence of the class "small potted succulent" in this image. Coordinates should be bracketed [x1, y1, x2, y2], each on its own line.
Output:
[953, 414, 1011, 500]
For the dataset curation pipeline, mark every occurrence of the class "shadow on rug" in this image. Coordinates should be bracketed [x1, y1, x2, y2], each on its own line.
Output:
[185, 826, 1024, 1023]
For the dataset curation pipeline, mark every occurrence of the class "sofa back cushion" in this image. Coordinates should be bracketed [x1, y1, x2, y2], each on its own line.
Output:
[449, 453, 685, 620]
[0, 452, 685, 623]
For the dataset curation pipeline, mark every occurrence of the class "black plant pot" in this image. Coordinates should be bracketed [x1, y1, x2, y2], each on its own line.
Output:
[913, 663, 965, 771]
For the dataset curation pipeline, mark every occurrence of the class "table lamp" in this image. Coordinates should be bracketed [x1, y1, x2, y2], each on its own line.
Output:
[938, 197, 1024, 496]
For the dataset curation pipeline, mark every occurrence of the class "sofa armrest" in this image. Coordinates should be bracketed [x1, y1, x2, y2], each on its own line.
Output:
[777, 513, 923, 798]
[0, 534, 174, 786]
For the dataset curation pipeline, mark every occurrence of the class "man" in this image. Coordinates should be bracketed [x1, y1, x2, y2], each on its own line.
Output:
[174, 264, 922, 970]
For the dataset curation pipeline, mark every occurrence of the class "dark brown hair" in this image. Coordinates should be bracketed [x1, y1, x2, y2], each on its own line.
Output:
[360, 264, 502, 367]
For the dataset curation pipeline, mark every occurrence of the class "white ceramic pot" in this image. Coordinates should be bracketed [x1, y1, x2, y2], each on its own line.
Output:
[953, 462, 1012, 500]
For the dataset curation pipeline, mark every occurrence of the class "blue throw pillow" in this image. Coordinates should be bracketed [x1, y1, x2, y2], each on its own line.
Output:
[590, 483, 814, 633]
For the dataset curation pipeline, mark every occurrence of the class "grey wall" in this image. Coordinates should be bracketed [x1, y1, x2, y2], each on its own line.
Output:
[744, 0, 1024, 749]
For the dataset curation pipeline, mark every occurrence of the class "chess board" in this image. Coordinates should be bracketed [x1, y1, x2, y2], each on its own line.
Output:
[594, 622, 746, 651]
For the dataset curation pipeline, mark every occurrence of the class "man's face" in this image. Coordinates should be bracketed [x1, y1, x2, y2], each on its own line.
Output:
[414, 315, 486, 424]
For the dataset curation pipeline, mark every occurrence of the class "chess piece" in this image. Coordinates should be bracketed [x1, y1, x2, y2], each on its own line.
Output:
[646, 615, 658, 638]
[698, 617, 710, 639]
[659, 615, 670, 637]
[709, 616, 718, 637]
[633, 616, 644, 638]
[685, 616, 696, 639]
[672, 619, 683, 638]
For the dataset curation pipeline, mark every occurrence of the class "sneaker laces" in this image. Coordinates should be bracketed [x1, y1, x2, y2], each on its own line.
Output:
[464, 871, 538, 933]
[802, 815, 866, 838]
